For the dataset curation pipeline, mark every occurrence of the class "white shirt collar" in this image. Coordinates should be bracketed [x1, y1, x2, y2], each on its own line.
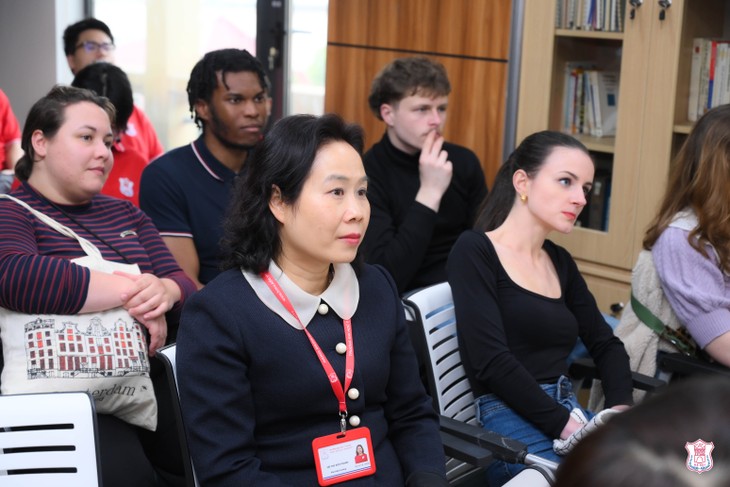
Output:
[242, 261, 360, 330]
[669, 208, 698, 231]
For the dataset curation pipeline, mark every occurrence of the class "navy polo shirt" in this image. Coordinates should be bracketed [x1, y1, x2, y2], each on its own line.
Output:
[140, 136, 239, 284]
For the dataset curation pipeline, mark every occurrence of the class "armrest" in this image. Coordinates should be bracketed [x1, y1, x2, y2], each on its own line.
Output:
[439, 416, 528, 464]
[569, 357, 666, 392]
[658, 353, 730, 378]
[439, 430, 493, 467]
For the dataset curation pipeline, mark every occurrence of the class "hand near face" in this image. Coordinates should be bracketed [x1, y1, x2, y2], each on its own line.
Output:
[415, 130, 453, 212]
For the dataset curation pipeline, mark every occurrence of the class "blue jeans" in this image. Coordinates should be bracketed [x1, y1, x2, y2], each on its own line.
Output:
[475, 376, 593, 486]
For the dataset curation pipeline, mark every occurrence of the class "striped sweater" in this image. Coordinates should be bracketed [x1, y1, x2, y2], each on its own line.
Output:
[0, 182, 195, 317]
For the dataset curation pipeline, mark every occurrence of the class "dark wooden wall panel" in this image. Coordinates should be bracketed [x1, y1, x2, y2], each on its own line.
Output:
[328, 0, 511, 60]
[324, 0, 512, 188]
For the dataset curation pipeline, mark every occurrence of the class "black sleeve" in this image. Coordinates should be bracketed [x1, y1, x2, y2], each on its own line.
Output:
[361, 154, 438, 293]
[447, 231, 570, 438]
[557, 245, 634, 407]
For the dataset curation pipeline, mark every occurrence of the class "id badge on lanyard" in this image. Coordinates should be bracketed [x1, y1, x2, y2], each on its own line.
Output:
[261, 271, 376, 485]
[312, 427, 376, 485]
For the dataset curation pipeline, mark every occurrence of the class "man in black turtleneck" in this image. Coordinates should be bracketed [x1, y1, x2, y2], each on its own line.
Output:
[361, 56, 488, 294]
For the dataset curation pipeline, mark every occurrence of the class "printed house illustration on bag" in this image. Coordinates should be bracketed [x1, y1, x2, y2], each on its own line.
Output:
[24, 316, 150, 379]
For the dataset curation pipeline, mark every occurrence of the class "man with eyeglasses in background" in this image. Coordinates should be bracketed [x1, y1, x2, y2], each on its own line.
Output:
[63, 18, 164, 164]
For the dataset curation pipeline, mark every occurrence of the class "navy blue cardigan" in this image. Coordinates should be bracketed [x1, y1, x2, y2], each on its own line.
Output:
[177, 264, 447, 486]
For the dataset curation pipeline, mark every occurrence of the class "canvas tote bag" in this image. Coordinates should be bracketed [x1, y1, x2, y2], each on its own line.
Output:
[0, 194, 157, 430]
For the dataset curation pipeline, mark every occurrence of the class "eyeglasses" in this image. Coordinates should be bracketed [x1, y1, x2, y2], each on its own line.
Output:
[75, 41, 116, 54]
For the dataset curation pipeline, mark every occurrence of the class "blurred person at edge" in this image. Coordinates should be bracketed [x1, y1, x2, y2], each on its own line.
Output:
[0, 88, 23, 193]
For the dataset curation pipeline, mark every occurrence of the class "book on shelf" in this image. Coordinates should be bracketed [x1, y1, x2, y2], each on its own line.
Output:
[582, 0, 593, 30]
[586, 69, 603, 137]
[698, 39, 712, 118]
[576, 0, 584, 28]
[688, 38, 707, 122]
[593, 71, 619, 137]
[689, 38, 730, 122]
[707, 40, 723, 112]
[708, 42, 728, 107]
[575, 67, 586, 134]
[719, 44, 730, 106]
[609, 0, 616, 32]
[615, 0, 624, 33]
[585, 73, 596, 136]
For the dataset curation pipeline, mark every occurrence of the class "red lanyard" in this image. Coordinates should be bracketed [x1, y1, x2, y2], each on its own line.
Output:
[261, 271, 355, 425]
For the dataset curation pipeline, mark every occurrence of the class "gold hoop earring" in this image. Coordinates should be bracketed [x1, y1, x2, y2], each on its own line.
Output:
[520, 194, 527, 203]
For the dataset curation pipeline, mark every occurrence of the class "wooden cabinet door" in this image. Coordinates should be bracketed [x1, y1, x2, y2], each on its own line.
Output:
[631, 0, 686, 264]
[324, 0, 512, 187]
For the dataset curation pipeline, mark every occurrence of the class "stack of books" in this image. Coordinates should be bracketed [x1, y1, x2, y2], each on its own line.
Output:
[555, 0, 626, 32]
[562, 63, 620, 138]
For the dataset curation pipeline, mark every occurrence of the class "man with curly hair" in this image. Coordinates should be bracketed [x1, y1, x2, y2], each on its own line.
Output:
[362, 56, 488, 293]
[141, 49, 272, 288]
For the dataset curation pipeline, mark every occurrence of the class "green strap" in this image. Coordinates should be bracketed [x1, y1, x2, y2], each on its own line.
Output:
[631, 292, 696, 357]
[630, 292, 666, 335]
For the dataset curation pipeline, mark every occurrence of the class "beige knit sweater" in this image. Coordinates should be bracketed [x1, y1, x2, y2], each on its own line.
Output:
[589, 249, 681, 408]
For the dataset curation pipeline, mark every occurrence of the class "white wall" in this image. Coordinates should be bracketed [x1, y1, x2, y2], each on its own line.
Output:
[0, 0, 84, 127]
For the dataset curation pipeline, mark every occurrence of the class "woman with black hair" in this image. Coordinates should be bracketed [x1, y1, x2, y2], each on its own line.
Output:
[447, 131, 634, 485]
[176, 113, 448, 486]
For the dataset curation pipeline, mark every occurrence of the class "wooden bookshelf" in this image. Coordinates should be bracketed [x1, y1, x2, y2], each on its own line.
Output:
[517, 0, 729, 311]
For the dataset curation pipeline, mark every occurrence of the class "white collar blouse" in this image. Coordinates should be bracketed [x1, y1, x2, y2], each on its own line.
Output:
[242, 261, 361, 330]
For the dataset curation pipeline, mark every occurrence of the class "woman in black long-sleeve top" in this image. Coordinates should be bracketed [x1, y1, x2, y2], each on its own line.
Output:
[447, 131, 633, 486]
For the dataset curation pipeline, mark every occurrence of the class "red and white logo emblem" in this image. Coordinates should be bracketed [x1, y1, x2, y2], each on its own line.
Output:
[685, 439, 714, 474]
[119, 177, 135, 198]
